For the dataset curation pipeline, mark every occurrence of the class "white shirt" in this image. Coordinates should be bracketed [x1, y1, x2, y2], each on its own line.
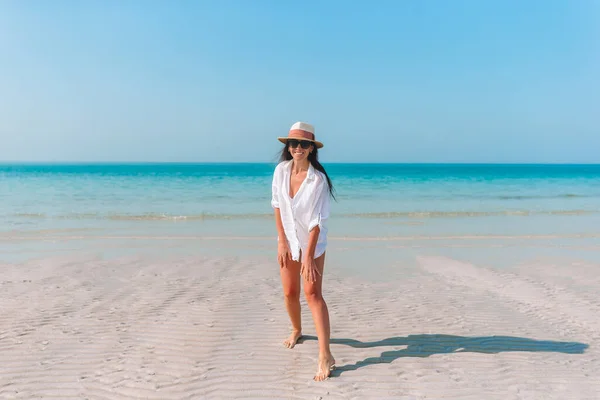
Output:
[271, 160, 330, 262]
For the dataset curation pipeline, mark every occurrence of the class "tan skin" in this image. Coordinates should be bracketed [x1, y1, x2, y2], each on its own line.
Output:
[274, 139, 335, 381]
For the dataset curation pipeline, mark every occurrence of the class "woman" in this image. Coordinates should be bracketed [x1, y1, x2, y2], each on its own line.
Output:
[271, 121, 336, 381]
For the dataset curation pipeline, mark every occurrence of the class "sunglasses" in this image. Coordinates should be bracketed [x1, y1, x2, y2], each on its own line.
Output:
[287, 139, 313, 149]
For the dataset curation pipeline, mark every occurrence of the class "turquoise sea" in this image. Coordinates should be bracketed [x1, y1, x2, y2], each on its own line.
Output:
[2, 163, 600, 241]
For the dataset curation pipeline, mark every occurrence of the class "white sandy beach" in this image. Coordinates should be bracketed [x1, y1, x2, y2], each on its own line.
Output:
[0, 235, 599, 399]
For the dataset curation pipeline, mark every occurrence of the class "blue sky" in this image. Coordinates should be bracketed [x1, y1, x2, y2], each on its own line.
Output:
[0, 0, 598, 163]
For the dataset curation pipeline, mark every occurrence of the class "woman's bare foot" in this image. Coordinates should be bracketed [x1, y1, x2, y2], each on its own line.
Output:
[283, 330, 302, 349]
[314, 354, 336, 381]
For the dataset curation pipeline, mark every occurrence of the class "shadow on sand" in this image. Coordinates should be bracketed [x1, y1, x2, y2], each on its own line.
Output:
[300, 334, 589, 377]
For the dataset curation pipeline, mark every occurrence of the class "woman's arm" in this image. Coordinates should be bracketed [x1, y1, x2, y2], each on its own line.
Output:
[275, 207, 291, 268]
[302, 224, 321, 282]
[271, 165, 287, 246]
[274, 207, 287, 245]
[272, 165, 291, 268]
[307, 177, 330, 246]
[302, 178, 329, 281]
[305, 225, 320, 259]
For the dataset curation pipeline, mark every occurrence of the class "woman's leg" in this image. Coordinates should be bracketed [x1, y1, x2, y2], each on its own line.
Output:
[280, 258, 303, 348]
[303, 253, 335, 381]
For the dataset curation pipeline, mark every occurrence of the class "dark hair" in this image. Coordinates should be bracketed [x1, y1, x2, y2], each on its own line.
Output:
[279, 143, 336, 200]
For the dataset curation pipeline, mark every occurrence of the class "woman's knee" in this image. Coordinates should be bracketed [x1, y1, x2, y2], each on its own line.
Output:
[284, 286, 300, 300]
[303, 284, 323, 304]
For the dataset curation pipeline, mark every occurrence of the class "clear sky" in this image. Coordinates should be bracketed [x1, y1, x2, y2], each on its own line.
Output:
[0, 0, 598, 163]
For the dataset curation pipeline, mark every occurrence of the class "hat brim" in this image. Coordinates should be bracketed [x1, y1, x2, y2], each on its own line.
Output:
[277, 137, 324, 149]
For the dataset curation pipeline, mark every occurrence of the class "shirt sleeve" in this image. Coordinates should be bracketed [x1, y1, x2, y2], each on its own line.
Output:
[308, 177, 330, 232]
[271, 165, 280, 209]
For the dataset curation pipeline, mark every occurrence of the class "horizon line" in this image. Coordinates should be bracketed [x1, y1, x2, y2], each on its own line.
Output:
[1, 161, 600, 166]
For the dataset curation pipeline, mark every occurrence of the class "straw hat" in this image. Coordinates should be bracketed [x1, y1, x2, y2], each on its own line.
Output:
[277, 121, 324, 148]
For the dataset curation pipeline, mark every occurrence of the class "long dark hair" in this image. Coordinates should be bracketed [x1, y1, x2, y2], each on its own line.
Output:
[279, 144, 336, 200]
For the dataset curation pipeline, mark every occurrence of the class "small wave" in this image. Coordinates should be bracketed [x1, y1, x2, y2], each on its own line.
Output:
[57, 213, 99, 220]
[348, 211, 520, 218]
[106, 213, 273, 221]
[3, 233, 600, 241]
[344, 210, 597, 218]
[497, 193, 587, 200]
[547, 210, 596, 216]
[14, 213, 47, 218]
[11, 212, 273, 221]
[10, 209, 598, 221]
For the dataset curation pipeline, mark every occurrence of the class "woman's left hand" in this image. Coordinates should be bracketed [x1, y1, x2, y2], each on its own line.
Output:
[301, 255, 321, 283]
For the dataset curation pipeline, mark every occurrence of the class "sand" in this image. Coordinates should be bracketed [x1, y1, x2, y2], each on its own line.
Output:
[0, 237, 599, 399]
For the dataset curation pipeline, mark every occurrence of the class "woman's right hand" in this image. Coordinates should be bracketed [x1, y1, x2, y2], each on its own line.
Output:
[278, 242, 292, 269]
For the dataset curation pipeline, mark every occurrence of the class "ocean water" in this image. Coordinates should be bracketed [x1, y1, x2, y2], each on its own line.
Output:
[2, 163, 600, 239]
